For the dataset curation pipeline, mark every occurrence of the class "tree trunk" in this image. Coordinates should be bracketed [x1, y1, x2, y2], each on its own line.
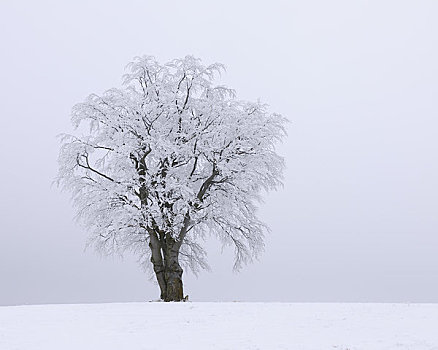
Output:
[148, 229, 167, 300]
[149, 230, 184, 302]
[163, 236, 184, 302]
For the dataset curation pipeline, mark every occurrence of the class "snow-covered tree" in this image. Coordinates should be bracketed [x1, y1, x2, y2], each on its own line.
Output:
[57, 56, 286, 301]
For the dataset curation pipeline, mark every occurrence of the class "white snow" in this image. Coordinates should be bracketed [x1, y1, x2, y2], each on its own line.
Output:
[1, 302, 437, 350]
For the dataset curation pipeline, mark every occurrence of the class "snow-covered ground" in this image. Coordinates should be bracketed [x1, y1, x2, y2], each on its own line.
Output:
[1, 302, 437, 350]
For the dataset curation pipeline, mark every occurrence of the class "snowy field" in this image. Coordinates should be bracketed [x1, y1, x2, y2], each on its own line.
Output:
[1, 302, 438, 350]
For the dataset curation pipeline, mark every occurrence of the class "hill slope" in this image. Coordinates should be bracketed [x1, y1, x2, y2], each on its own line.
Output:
[1, 302, 437, 349]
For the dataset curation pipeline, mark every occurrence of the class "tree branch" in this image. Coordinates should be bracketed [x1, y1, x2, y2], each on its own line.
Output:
[77, 153, 115, 183]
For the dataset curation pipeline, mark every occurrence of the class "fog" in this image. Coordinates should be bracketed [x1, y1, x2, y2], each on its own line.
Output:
[1, 0, 437, 305]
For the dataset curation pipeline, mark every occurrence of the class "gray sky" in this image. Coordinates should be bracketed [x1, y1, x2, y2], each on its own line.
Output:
[0, 0, 437, 305]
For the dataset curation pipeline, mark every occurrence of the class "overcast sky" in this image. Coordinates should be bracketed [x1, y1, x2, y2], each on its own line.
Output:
[0, 0, 437, 305]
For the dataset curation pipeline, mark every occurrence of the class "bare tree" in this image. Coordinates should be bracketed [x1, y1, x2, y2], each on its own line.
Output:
[57, 56, 286, 301]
